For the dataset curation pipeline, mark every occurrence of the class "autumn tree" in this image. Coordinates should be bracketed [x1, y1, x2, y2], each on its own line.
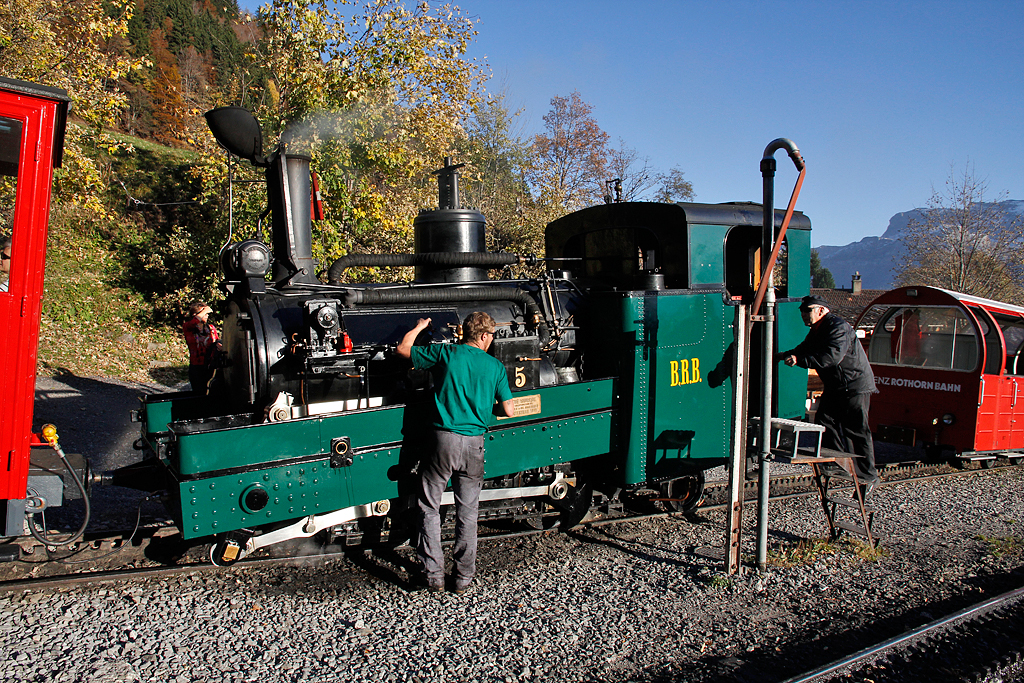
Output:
[149, 28, 187, 144]
[217, 0, 487, 280]
[530, 91, 610, 216]
[894, 162, 1024, 303]
[0, 0, 145, 217]
[457, 91, 540, 262]
[653, 166, 695, 203]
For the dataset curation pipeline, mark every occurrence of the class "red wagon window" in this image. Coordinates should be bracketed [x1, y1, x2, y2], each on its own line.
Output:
[989, 312, 1024, 376]
[867, 305, 979, 371]
[0, 115, 22, 295]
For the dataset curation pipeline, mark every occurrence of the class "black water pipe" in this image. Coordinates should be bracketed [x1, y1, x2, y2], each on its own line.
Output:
[761, 138, 805, 260]
[326, 252, 523, 284]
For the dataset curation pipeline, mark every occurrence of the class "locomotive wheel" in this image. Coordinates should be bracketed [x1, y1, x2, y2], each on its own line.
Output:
[558, 483, 594, 530]
[522, 482, 594, 530]
[981, 458, 995, 469]
[661, 473, 706, 513]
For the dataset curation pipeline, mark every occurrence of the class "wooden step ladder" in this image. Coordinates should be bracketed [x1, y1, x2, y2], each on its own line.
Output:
[751, 417, 877, 548]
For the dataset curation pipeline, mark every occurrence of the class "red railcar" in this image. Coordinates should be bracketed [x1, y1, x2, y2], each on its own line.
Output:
[856, 285, 1024, 464]
[0, 78, 70, 530]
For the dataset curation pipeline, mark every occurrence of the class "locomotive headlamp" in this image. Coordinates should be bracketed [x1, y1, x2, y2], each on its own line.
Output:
[221, 239, 272, 281]
[204, 106, 266, 166]
[942, 413, 956, 425]
[237, 240, 272, 277]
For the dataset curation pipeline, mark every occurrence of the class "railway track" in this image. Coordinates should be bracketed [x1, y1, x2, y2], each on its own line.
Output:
[781, 583, 1024, 683]
[0, 460, 1017, 593]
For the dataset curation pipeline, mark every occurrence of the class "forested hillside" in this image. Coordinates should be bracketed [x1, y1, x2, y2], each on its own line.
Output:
[1, 0, 692, 383]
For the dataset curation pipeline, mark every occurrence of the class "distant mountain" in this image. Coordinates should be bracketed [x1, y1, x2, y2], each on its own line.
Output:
[815, 200, 1024, 291]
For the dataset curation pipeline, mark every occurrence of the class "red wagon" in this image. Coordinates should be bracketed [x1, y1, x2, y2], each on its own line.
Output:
[0, 78, 71, 534]
[857, 285, 1024, 465]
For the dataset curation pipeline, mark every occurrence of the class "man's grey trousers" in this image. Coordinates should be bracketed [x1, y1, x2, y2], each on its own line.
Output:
[417, 429, 485, 588]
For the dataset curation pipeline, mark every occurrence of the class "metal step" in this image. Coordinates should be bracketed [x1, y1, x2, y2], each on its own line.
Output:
[836, 519, 876, 540]
[825, 494, 874, 511]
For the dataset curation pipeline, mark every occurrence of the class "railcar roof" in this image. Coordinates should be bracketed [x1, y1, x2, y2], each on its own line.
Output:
[865, 285, 1024, 318]
[0, 77, 70, 103]
[676, 202, 811, 230]
[929, 287, 1024, 316]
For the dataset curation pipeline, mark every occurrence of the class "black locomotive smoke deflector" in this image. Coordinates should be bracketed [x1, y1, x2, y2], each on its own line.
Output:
[204, 106, 266, 166]
[326, 251, 522, 284]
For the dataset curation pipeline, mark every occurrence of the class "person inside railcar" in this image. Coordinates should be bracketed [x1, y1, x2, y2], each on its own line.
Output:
[0, 233, 10, 293]
[396, 311, 515, 594]
[889, 307, 922, 365]
[182, 301, 221, 395]
[777, 295, 880, 497]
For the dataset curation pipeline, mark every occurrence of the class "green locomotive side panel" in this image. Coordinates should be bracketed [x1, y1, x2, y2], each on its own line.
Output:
[169, 408, 403, 476]
[172, 380, 616, 477]
[485, 412, 616, 477]
[175, 417, 326, 476]
[179, 456, 349, 539]
[620, 292, 731, 485]
[688, 224, 729, 285]
[176, 381, 617, 539]
[179, 446, 407, 540]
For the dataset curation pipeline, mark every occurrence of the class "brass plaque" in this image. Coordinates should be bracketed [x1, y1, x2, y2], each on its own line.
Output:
[498, 394, 541, 419]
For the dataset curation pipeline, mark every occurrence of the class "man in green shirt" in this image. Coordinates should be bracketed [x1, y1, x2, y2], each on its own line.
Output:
[397, 311, 514, 593]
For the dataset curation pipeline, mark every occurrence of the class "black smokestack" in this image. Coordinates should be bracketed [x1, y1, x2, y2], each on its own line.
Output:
[267, 150, 319, 286]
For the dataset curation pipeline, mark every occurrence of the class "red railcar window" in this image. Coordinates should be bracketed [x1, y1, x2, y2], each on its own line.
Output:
[967, 306, 1005, 375]
[867, 305, 979, 371]
[988, 312, 1024, 375]
[0, 115, 22, 294]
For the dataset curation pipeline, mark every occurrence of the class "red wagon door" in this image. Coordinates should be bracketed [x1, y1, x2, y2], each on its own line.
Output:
[984, 309, 1024, 451]
[969, 305, 1011, 453]
[0, 79, 68, 502]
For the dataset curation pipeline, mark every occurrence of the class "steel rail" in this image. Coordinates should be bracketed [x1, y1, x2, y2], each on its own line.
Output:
[779, 583, 1024, 683]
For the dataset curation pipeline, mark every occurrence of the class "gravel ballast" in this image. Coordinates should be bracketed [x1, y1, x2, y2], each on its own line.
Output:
[3, 466, 1024, 682]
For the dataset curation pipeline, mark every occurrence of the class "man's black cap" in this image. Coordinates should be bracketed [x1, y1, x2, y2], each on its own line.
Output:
[799, 295, 828, 310]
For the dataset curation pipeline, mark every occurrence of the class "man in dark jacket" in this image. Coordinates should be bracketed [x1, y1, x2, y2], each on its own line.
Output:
[778, 295, 880, 493]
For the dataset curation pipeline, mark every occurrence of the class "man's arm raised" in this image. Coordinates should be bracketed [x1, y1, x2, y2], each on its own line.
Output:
[396, 318, 431, 359]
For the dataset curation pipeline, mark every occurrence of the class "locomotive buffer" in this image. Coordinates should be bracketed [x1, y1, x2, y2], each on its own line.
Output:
[750, 416, 877, 548]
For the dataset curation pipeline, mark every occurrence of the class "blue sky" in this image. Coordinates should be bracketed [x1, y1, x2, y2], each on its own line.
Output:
[241, 1, 1024, 248]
